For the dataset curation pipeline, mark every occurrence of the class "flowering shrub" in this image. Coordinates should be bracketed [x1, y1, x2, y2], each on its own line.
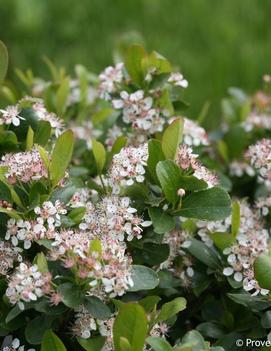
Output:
[0, 41, 271, 351]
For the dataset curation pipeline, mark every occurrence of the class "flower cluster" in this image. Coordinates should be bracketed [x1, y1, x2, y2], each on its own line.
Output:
[32, 101, 64, 136]
[229, 160, 255, 178]
[98, 62, 124, 100]
[0, 241, 22, 275]
[112, 90, 165, 134]
[69, 188, 91, 207]
[6, 263, 52, 310]
[246, 139, 271, 186]
[0, 148, 48, 184]
[255, 196, 271, 216]
[5, 201, 67, 249]
[49, 230, 134, 298]
[241, 113, 271, 132]
[2, 337, 35, 351]
[161, 229, 193, 287]
[72, 308, 168, 351]
[182, 117, 209, 146]
[70, 120, 102, 149]
[72, 306, 98, 339]
[109, 143, 148, 192]
[176, 144, 218, 187]
[80, 196, 148, 241]
[198, 201, 269, 295]
[168, 72, 189, 88]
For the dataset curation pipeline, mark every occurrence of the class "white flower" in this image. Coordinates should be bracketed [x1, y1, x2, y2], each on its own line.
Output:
[98, 63, 124, 100]
[0, 105, 25, 126]
[168, 72, 189, 88]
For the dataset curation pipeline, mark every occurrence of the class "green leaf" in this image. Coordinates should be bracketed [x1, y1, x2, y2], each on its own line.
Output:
[113, 303, 148, 351]
[196, 322, 226, 339]
[25, 315, 52, 345]
[261, 311, 271, 329]
[0, 131, 18, 149]
[0, 207, 21, 219]
[124, 45, 146, 85]
[35, 252, 49, 273]
[146, 336, 174, 351]
[209, 232, 235, 251]
[26, 126, 34, 151]
[156, 160, 181, 205]
[0, 175, 23, 208]
[92, 139, 106, 174]
[5, 305, 22, 323]
[175, 187, 231, 221]
[181, 330, 206, 351]
[227, 293, 271, 312]
[185, 238, 221, 269]
[41, 329, 67, 351]
[0, 40, 8, 84]
[254, 254, 271, 290]
[120, 337, 132, 351]
[84, 296, 111, 320]
[162, 118, 183, 160]
[224, 125, 247, 159]
[111, 136, 127, 156]
[56, 77, 70, 116]
[139, 296, 161, 313]
[128, 265, 159, 292]
[68, 207, 86, 225]
[148, 207, 175, 234]
[77, 336, 106, 351]
[49, 130, 74, 187]
[179, 175, 207, 191]
[57, 283, 83, 308]
[34, 121, 52, 146]
[157, 89, 174, 115]
[147, 139, 165, 183]
[38, 145, 50, 169]
[133, 243, 170, 266]
[231, 201, 240, 236]
[156, 297, 186, 323]
[50, 182, 76, 203]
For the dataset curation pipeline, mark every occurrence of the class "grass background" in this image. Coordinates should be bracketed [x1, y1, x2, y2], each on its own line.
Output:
[1, 0, 271, 127]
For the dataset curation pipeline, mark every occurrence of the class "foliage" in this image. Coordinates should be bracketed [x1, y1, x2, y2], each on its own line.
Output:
[0, 42, 271, 351]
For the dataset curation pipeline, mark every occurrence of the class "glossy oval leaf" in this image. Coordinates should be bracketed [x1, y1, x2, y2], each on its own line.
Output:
[128, 265, 159, 292]
[148, 207, 175, 234]
[84, 296, 111, 320]
[156, 297, 187, 323]
[113, 303, 148, 351]
[254, 254, 271, 290]
[146, 336, 174, 351]
[162, 117, 183, 160]
[124, 45, 146, 86]
[49, 130, 74, 187]
[147, 139, 165, 183]
[57, 282, 83, 308]
[77, 336, 106, 351]
[175, 187, 231, 221]
[41, 329, 67, 351]
[156, 160, 181, 205]
[92, 139, 106, 174]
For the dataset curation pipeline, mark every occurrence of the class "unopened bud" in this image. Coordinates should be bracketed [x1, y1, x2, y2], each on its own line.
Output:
[177, 188, 186, 197]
